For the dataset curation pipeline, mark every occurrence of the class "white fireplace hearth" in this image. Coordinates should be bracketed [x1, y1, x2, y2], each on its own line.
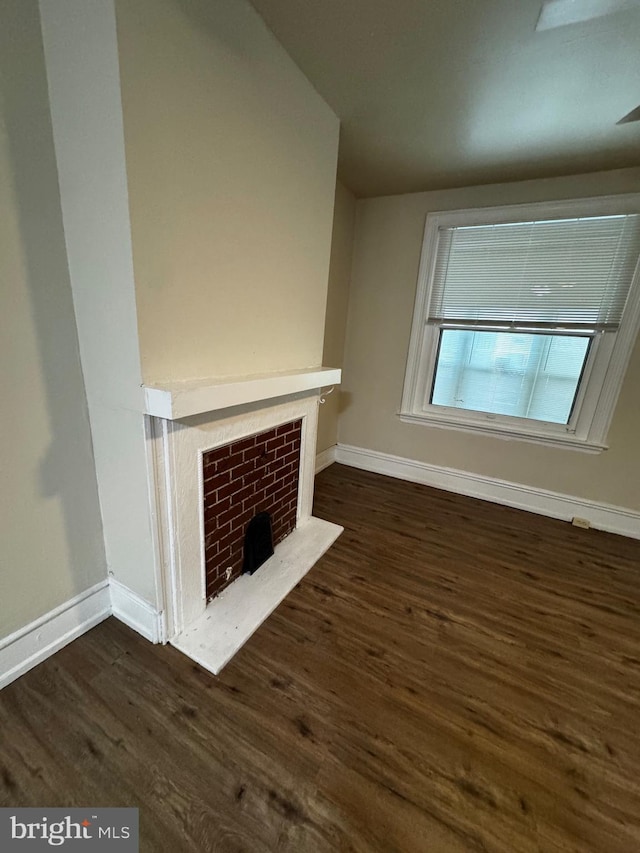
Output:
[144, 368, 342, 675]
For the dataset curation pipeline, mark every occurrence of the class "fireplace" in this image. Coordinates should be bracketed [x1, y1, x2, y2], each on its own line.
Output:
[203, 419, 302, 598]
[145, 373, 343, 674]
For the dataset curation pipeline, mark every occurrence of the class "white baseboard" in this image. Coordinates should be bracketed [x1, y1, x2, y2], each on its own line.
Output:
[315, 445, 337, 473]
[335, 443, 640, 540]
[109, 577, 165, 643]
[0, 581, 111, 690]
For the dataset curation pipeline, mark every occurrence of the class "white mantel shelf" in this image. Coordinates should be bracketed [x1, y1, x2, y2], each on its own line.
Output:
[143, 366, 341, 420]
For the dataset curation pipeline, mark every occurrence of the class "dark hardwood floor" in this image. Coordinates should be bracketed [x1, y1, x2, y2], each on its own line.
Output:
[2, 463, 640, 851]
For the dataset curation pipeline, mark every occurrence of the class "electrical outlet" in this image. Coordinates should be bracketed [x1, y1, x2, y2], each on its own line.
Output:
[571, 516, 591, 529]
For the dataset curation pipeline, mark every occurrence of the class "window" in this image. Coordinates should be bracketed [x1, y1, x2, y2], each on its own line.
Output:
[400, 196, 640, 450]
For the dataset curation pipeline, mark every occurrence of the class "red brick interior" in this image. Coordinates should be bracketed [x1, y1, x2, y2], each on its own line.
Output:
[203, 420, 302, 599]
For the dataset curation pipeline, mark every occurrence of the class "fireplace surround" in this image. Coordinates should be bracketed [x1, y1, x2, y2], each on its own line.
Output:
[144, 368, 342, 674]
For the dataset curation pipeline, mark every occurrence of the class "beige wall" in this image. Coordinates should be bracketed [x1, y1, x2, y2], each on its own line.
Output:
[116, 0, 339, 385]
[0, 1, 106, 638]
[317, 181, 356, 454]
[340, 168, 640, 511]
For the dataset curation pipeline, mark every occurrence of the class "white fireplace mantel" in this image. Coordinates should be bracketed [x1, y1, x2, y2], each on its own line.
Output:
[143, 367, 341, 420]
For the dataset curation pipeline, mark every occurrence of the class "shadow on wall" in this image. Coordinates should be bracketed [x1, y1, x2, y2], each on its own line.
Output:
[0, 0, 106, 629]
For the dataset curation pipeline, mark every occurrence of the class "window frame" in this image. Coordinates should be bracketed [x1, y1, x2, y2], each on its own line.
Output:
[399, 195, 640, 452]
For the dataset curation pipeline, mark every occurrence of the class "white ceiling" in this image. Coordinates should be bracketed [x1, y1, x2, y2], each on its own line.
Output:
[249, 0, 640, 197]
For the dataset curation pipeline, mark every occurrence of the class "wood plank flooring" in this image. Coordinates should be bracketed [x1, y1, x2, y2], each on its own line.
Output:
[2, 463, 640, 851]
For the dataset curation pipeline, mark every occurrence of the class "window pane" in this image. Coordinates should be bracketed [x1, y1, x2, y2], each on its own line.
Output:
[430, 330, 590, 424]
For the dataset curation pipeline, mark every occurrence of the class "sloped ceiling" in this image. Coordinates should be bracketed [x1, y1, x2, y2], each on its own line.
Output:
[249, 0, 640, 197]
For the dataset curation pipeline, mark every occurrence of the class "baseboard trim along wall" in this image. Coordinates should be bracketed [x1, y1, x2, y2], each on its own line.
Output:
[109, 577, 165, 643]
[0, 578, 165, 690]
[315, 445, 337, 473]
[0, 581, 111, 690]
[325, 443, 640, 540]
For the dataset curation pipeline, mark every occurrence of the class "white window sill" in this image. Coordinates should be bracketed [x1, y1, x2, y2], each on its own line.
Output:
[398, 412, 607, 453]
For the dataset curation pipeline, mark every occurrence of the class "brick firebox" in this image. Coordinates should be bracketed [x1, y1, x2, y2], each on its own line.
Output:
[202, 419, 302, 599]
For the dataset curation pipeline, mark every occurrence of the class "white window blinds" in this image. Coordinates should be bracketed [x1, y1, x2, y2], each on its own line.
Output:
[428, 214, 640, 330]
